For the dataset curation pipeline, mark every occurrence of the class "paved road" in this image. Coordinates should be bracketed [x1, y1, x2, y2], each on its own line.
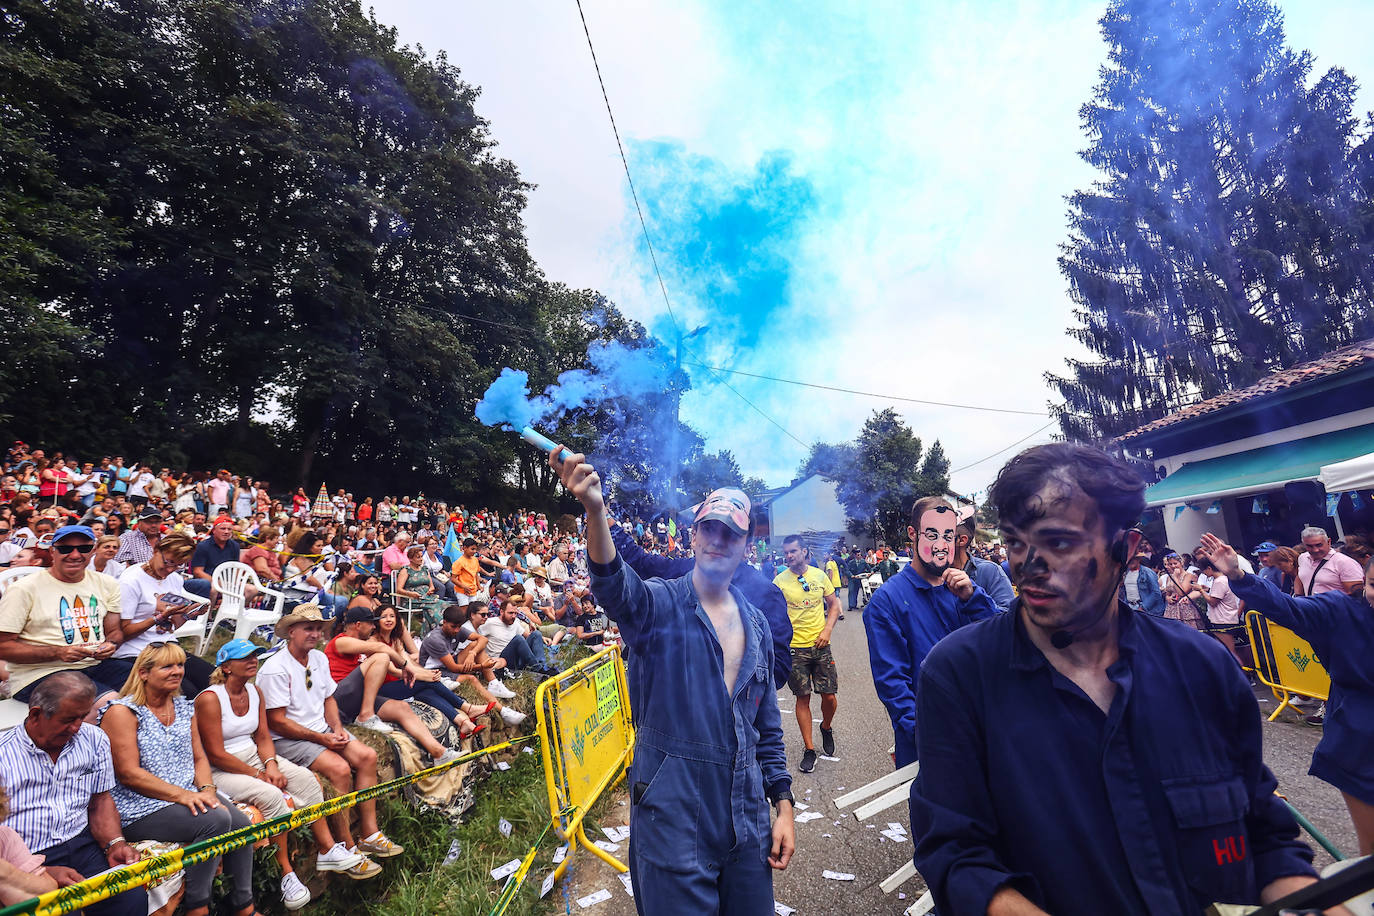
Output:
[561, 601, 1356, 914]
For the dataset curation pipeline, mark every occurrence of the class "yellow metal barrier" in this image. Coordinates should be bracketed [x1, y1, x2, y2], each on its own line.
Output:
[535, 644, 635, 881]
[1246, 610, 1330, 721]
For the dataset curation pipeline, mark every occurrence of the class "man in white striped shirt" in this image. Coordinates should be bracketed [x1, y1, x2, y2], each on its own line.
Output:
[0, 672, 145, 915]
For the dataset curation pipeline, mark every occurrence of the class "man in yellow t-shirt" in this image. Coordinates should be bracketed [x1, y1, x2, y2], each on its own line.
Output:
[773, 534, 842, 773]
[0, 525, 126, 699]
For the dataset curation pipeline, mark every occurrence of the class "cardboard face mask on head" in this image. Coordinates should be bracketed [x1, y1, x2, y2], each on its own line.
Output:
[918, 507, 957, 574]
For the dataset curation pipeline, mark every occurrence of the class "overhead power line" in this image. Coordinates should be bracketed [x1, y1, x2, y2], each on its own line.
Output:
[685, 362, 1049, 416]
[951, 420, 1058, 474]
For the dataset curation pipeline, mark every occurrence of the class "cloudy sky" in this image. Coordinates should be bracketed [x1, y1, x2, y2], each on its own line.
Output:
[372, 0, 1373, 497]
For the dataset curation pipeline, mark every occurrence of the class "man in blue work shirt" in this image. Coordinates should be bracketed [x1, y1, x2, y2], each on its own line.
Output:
[911, 443, 1318, 916]
[1254, 541, 1285, 587]
[551, 448, 795, 915]
[952, 512, 1015, 610]
[864, 496, 1000, 768]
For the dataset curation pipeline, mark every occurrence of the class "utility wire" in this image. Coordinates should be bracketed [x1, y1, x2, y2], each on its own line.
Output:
[685, 362, 1049, 416]
[951, 420, 1058, 474]
[573, 0, 808, 450]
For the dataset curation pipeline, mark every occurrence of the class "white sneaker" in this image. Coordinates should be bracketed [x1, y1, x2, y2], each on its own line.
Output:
[500, 707, 528, 726]
[316, 842, 365, 872]
[440, 676, 460, 691]
[487, 680, 516, 699]
[434, 748, 462, 766]
[356, 714, 393, 733]
[281, 871, 311, 910]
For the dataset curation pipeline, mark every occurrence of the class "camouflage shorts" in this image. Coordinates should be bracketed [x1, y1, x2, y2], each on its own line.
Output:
[788, 645, 838, 697]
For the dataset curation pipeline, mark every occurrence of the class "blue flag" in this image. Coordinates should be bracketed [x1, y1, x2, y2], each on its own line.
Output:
[443, 523, 462, 565]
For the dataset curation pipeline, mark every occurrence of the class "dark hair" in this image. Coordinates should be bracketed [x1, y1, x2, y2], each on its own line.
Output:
[466, 600, 489, 619]
[462, 537, 477, 548]
[989, 443, 1145, 537]
[782, 534, 805, 549]
[442, 605, 465, 625]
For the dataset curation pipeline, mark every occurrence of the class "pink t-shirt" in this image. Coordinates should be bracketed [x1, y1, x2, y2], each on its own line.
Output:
[207, 478, 231, 506]
[1205, 575, 1242, 625]
[382, 544, 409, 576]
[1297, 550, 1363, 595]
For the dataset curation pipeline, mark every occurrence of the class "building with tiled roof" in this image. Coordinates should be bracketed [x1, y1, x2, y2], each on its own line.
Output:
[1117, 338, 1374, 553]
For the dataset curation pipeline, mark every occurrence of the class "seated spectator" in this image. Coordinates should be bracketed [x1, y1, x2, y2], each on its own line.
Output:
[346, 573, 382, 613]
[0, 780, 60, 906]
[418, 607, 525, 724]
[323, 607, 475, 751]
[282, 532, 337, 613]
[100, 643, 258, 916]
[0, 522, 19, 566]
[568, 595, 609, 646]
[0, 671, 145, 916]
[393, 546, 445, 629]
[380, 531, 410, 577]
[185, 515, 241, 600]
[499, 556, 523, 586]
[195, 639, 376, 903]
[256, 604, 404, 865]
[0, 525, 126, 702]
[112, 511, 162, 566]
[114, 531, 213, 694]
[86, 534, 124, 580]
[242, 526, 283, 581]
[479, 595, 556, 675]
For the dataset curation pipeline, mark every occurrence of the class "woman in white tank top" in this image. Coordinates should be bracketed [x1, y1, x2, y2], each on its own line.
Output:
[195, 641, 379, 906]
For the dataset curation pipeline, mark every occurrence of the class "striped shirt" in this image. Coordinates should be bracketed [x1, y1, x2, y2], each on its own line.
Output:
[0, 722, 116, 852]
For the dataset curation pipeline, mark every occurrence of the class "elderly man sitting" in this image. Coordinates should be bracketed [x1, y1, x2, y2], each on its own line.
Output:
[0, 671, 145, 915]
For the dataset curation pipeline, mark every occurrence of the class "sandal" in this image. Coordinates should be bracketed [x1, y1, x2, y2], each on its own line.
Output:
[472, 701, 498, 719]
[459, 722, 488, 741]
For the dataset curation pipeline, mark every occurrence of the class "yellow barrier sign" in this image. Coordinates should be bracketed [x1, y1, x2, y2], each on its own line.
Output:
[536, 645, 634, 880]
[1246, 610, 1330, 721]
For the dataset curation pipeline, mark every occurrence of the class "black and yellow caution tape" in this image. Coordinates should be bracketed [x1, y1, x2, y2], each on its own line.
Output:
[0, 734, 536, 916]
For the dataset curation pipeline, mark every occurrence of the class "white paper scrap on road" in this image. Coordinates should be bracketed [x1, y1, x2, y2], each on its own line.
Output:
[491, 858, 521, 881]
[775, 903, 797, 916]
[593, 840, 620, 853]
[495, 761, 512, 771]
[793, 802, 809, 811]
[601, 826, 620, 842]
[523, 746, 536, 754]
[882, 829, 908, 843]
[794, 811, 824, 824]
[823, 870, 856, 881]
[498, 818, 513, 837]
[887, 822, 906, 833]
[820, 756, 841, 762]
[619, 872, 634, 897]
[822, 833, 832, 838]
[553, 845, 568, 864]
[540, 873, 556, 898]
[577, 889, 612, 908]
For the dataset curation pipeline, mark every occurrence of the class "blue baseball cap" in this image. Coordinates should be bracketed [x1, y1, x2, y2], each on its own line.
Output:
[1253, 541, 1278, 553]
[216, 639, 267, 666]
[52, 525, 96, 543]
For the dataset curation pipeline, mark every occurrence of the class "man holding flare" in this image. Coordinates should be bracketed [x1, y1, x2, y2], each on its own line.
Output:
[549, 445, 794, 916]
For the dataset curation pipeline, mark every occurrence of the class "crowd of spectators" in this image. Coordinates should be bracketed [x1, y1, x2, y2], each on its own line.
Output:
[0, 440, 631, 911]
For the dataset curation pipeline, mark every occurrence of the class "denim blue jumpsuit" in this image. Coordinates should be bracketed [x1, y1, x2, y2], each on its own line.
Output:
[590, 554, 791, 916]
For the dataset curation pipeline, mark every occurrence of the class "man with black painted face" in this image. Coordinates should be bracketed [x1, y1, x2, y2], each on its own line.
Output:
[864, 496, 1000, 768]
[910, 443, 1319, 916]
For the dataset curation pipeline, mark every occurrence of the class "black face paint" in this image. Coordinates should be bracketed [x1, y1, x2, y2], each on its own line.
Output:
[1085, 558, 1099, 583]
[1017, 545, 1048, 584]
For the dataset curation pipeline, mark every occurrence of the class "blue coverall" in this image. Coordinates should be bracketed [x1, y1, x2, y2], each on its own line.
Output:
[590, 553, 791, 916]
[912, 602, 1316, 916]
[964, 556, 1015, 610]
[610, 526, 793, 689]
[1233, 573, 1374, 804]
[862, 564, 1000, 767]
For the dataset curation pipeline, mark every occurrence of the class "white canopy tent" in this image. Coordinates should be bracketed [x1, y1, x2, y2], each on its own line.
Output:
[1319, 452, 1374, 492]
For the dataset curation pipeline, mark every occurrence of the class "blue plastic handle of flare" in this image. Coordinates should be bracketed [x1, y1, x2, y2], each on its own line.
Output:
[519, 426, 572, 462]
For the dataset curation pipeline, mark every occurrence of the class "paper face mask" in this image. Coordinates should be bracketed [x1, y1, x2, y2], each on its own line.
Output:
[917, 506, 957, 573]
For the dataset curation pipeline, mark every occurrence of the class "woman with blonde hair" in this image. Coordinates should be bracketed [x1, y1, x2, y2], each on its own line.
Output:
[195, 640, 377, 907]
[114, 531, 213, 694]
[101, 643, 260, 916]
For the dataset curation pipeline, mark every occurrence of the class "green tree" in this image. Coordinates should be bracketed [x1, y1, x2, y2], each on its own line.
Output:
[834, 409, 949, 546]
[1051, 0, 1374, 442]
[797, 441, 857, 482]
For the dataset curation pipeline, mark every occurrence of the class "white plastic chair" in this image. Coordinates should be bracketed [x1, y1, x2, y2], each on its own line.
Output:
[0, 566, 39, 597]
[193, 562, 286, 654]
